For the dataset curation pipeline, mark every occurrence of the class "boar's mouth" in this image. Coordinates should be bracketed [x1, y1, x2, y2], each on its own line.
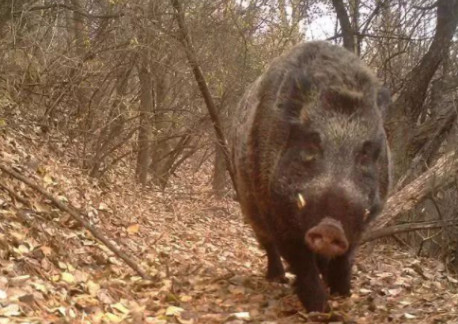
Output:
[305, 217, 349, 258]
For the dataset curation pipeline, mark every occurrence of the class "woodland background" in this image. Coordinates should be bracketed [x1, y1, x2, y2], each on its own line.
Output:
[0, 0, 457, 322]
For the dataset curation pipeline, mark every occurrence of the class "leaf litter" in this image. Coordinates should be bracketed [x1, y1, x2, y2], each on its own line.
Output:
[0, 121, 458, 323]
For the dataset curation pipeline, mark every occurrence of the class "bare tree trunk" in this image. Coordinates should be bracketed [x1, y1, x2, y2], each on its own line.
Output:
[170, 0, 237, 194]
[70, 0, 85, 53]
[386, 0, 458, 181]
[331, 0, 355, 52]
[212, 143, 227, 197]
[62, 0, 93, 171]
[136, 52, 153, 185]
[149, 57, 173, 188]
[69, 0, 89, 118]
[349, 0, 360, 55]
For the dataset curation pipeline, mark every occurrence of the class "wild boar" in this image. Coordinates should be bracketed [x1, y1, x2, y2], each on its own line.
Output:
[230, 41, 391, 312]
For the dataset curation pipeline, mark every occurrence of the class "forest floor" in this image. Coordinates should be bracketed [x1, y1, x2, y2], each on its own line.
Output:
[1, 115, 458, 323]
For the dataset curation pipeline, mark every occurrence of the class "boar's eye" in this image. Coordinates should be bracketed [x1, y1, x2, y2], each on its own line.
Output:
[289, 126, 322, 164]
[300, 148, 319, 163]
[298, 132, 322, 163]
[357, 140, 380, 166]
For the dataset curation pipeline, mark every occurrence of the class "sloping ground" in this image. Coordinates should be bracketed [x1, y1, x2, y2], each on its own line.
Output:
[0, 120, 458, 323]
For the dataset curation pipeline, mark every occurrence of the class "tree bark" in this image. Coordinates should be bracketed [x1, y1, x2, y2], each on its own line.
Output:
[212, 143, 227, 198]
[349, 0, 360, 55]
[331, 0, 355, 52]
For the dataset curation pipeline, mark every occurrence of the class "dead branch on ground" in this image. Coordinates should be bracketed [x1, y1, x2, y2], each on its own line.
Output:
[364, 150, 457, 241]
[0, 163, 153, 280]
[363, 218, 458, 243]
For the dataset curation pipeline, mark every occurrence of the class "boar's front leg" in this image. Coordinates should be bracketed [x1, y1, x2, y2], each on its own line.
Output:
[263, 241, 287, 282]
[316, 252, 352, 296]
[316, 255, 329, 281]
[279, 239, 329, 312]
[240, 197, 287, 282]
[327, 251, 353, 296]
[250, 222, 286, 282]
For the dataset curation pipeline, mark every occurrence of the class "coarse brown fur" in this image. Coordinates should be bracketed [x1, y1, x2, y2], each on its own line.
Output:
[230, 41, 392, 312]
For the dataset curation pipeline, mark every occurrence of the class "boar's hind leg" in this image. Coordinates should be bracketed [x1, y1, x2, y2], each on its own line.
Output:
[326, 252, 352, 296]
[280, 240, 329, 312]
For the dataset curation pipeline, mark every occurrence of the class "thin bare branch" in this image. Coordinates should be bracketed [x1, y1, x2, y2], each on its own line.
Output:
[15, 3, 124, 19]
[170, 0, 238, 194]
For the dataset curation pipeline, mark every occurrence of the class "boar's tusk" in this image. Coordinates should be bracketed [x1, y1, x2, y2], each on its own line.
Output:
[363, 209, 370, 221]
[297, 193, 306, 209]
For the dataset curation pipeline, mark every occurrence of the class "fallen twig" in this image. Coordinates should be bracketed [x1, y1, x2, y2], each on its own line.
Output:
[363, 218, 458, 242]
[0, 163, 153, 280]
[0, 181, 32, 207]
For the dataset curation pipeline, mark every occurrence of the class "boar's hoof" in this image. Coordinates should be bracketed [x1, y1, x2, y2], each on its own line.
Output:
[298, 293, 330, 313]
[266, 272, 288, 283]
[266, 260, 288, 283]
[295, 277, 330, 313]
[305, 219, 349, 258]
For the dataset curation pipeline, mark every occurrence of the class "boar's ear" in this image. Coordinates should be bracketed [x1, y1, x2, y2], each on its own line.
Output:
[320, 87, 364, 115]
[376, 87, 391, 118]
[278, 69, 313, 121]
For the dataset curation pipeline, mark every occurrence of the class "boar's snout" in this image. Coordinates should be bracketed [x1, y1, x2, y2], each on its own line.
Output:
[305, 218, 349, 257]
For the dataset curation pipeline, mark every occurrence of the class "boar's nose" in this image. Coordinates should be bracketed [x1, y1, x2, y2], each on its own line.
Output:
[305, 218, 349, 257]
